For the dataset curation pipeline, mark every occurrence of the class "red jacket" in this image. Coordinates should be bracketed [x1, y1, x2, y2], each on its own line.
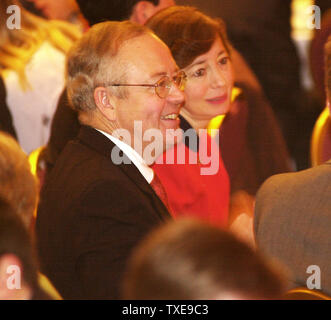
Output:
[153, 117, 229, 227]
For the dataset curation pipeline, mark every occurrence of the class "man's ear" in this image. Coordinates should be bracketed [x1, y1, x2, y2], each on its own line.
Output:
[94, 87, 117, 121]
[130, 1, 156, 25]
[0, 254, 31, 300]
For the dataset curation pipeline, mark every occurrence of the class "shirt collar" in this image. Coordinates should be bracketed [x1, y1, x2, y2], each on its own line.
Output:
[96, 129, 154, 184]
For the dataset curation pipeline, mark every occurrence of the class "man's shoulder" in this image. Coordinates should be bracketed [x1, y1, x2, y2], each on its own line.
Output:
[257, 161, 331, 198]
[37, 139, 158, 228]
[254, 161, 331, 239]
[41, 128, 155, 206]
[44, 142, 137, 199]
[45, 140, 115, 188]
[49, 126, 127, 177]
[41, 129, 138, 206]
[254, 161, 331, 228]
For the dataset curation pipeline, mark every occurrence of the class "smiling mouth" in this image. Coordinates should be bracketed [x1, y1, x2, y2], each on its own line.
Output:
[160, 113, 179, 120]
[206, 94, 228, 104]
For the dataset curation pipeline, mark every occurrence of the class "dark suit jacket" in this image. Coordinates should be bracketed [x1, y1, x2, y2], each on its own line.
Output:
[43, 88, 79, 172]
[36, 125, 170, 299]
[254, 160, 331, 295]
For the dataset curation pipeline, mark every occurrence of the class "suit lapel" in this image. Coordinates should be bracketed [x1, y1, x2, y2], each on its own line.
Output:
[77, 126, 170, 220]
[115, 161, 171, 221]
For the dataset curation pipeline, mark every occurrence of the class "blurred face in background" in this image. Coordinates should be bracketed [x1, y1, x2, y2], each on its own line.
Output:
[130, 0, 176, 25]
[153, 0, 175, 12]
[180, 36, 234, 130]
[27, 0, 79, 20]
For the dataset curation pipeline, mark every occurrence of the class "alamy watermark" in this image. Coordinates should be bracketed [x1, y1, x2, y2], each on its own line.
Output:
[306, 5, 321, 30]
[6, 265, 21, 290]
[110, 121, 220, 176]
[3, 263, 324, 292]
[6, 5, 21, 30]
[3, 5, 323, 31]
[306, 265, 321, 290]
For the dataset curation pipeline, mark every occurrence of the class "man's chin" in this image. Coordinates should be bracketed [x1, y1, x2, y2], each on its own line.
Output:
[139, 127, 183, 164]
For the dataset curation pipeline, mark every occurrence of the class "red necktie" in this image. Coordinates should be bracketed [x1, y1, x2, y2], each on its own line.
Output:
[150, 173, 171, 213]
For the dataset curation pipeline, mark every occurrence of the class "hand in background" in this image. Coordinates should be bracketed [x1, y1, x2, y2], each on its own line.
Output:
[228, 190, 256, 248]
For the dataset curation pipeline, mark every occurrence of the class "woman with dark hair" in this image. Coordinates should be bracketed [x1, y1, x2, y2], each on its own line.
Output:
[148, 6, 292, 239]
[148, 6, 233, 227]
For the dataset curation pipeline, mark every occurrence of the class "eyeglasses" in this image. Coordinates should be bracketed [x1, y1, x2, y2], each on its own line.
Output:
[107, 71, 187, 99]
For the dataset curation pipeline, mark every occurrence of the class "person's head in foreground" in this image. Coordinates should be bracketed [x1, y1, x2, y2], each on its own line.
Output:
[146, 6, 234, 131]
[66, 20, 185, 160]
[122, 219, 285, 300]
[0, 131, 37, 229]
[0, 198, 38, 300]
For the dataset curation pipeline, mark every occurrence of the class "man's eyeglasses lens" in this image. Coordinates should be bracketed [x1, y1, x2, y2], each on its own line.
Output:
[106, 71, 187, 99]
[156, 72, 186, 98]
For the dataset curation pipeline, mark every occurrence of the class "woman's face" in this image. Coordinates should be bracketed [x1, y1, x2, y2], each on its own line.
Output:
[181, 36, 234, 128]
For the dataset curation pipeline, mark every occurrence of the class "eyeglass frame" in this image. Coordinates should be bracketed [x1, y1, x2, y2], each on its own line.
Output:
[105, 71, 187, 99]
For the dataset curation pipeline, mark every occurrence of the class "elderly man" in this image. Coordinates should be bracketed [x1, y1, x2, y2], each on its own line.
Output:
[43, 0, 175, 176]
[254, 36, 331, 296]
[44, 0, 175, 173]
[36, 21, 185, 299]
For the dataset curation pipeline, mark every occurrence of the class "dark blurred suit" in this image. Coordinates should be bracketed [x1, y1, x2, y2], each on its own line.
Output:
[254, 160, 331, 295]
[0, 76, 17, 139]
[36, 125, 170, 299]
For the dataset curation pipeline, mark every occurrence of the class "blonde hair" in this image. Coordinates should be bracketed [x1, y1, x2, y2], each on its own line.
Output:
[0, 0, 81, 89]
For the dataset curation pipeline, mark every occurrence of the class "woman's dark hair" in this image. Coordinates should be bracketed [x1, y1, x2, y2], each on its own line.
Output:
[146, 6, 231, 69]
